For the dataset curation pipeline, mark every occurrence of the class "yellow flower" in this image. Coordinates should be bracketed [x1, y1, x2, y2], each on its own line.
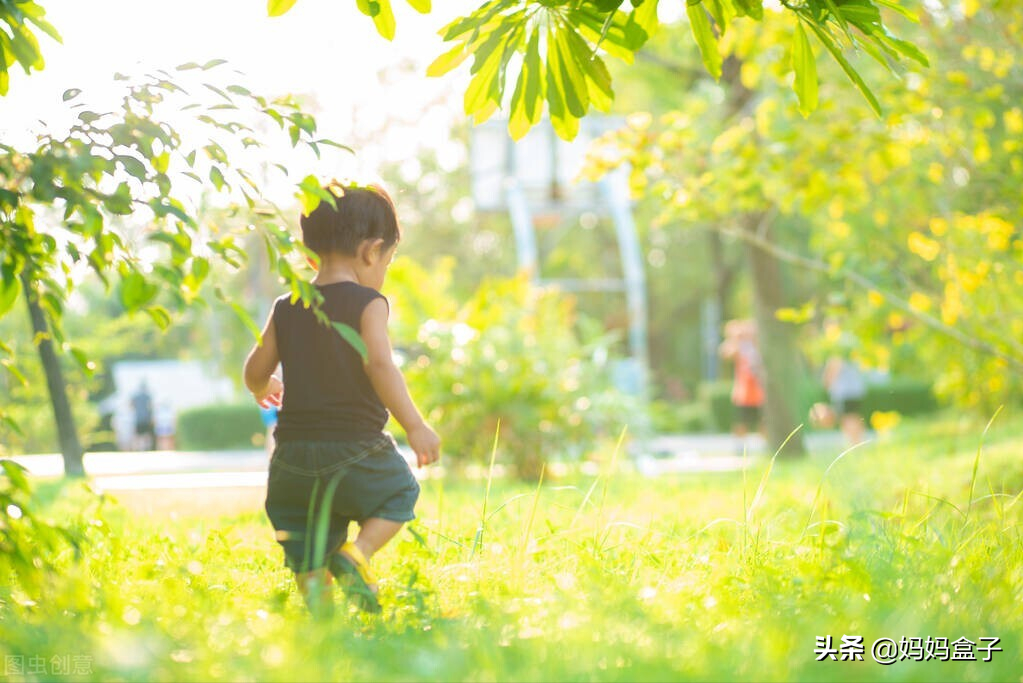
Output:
[929, 217, 948, 236]
[870, 411, 901, 433]
[909, 292, 932, 313]
[1004, 108, 1023, 135]
[868, 290, 884, 307]
[908, 231, 941, 261]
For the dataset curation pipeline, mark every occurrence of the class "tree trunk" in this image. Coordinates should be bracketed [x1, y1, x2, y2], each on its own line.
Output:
[743, 214, 806, 458]
[21, 272, 85, 477]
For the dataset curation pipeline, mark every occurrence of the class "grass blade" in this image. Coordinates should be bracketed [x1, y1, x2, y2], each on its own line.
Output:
[518, 463, 545, 565]
[474, 420, 501, 559]
[964, 406, 1003, 527]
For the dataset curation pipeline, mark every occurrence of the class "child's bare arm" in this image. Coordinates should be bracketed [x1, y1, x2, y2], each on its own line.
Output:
[361, 298, 440, 467]
[243, 310, 283, 408]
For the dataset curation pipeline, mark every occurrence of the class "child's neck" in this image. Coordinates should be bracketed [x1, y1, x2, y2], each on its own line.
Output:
[312, 252, 360, 286]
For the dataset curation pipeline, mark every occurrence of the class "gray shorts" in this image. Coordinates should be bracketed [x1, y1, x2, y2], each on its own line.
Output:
[264, 434, 420, 573]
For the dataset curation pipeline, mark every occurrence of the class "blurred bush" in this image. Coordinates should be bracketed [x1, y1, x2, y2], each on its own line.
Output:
[648, 400, 713, 433]
[0, 460, 96, 598]
[176, 404, 264, 451]
[699, 381, 735, 432]
[862, 377, 939, 417]
[389, 260, 640, 479]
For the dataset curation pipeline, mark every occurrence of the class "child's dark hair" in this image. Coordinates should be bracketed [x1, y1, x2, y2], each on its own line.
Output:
[300, 182, 400, 256]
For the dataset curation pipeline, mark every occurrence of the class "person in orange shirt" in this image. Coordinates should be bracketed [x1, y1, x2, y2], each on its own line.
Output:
[719, 319, 765, 438]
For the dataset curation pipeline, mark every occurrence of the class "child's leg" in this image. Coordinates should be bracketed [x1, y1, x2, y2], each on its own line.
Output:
[350, 517, 404, 561]
[295, 567, 334, 618]
[330, 518, 403, 601]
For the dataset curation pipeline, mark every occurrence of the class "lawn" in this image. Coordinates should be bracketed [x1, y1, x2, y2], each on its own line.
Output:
[1, 411, 1021, 682]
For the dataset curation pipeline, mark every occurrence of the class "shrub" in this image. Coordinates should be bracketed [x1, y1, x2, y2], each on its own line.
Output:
[649, 400, 713, 433]
[699, 380, 735, 432]
[176, 404, 264, 451]
[391, 264, 639, 479]
[863, 377, 939, 416]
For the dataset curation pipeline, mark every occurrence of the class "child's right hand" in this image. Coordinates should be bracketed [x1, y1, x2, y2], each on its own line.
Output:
[407, 423, 440, 468]
[254, 375, 284, 409]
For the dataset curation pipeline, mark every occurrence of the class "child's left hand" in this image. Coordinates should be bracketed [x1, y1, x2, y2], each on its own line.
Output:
[254, 375, 284, 409]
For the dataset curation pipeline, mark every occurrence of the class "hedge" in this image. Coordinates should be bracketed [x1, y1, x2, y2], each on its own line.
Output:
[176, 403, 265, 451]
[695, 376, 939, 433]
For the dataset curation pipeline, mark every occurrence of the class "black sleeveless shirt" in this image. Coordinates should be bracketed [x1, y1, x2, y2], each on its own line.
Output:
[272, 282, 388, 442]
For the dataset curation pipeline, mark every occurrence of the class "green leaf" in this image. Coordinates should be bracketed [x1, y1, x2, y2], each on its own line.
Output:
[1, 359, 29, 388]
[792, 20, 818, 117]
[463, 43, 504, 115]
[119, 272, 158, 311]
[357, 0, 397, 40]
[146, 306, 172, 330]
[62, 88, 81, 101]
[545, 36, 579, 141]
[837, 0, 882, 33]
[871, 0, 919, 22]
[209, 166, 227, 191]
[331, 322, 369, 364]
[552, 28, 588, 118]
[564, 25, 614, 113]
[733, 0, 763, 20]
[508, 29, 542, 140]
[231, 302, 262, 341]
[1, 459, 31, 493]
[687, 2, 722, 80]
[69, 346, 96, 377]
[0, 262, 21, 319]
[877, 31, 929, 67]
[427, 42, 470, 77]
[805, 18, 882, 117]
[267, 0, 298, 16]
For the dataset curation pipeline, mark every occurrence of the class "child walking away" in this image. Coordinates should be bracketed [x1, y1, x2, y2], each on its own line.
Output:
[243, 182, 441, 616]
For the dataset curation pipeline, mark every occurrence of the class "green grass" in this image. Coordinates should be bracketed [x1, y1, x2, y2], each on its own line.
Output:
[2, 411, 1022, 682]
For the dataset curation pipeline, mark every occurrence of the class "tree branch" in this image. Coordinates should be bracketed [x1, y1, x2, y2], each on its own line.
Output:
[718, 223, 1023, 373]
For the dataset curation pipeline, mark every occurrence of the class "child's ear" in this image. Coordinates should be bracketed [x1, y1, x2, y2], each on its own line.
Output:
[360, 238, 385, 265]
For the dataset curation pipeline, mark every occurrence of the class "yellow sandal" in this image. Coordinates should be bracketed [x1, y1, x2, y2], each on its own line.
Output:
[329, 542, 381, 613]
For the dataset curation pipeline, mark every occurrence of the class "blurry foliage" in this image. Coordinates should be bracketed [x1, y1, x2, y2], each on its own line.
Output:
[387, 258, 640, 479]
[586, 4, 1023, 415]
[0, 460, 103, 600]
[0, 65, 357, 466]
[176, 404, 265, 451]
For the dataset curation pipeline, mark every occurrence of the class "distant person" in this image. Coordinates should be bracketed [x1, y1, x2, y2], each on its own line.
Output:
[823, 355, 867, 446]
[243, 182, 440, 617]
[719, 319, 765, 439]
[131, 381, 155, 451]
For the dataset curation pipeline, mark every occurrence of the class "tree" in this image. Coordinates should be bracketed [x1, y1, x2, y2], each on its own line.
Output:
[0, 64, 351, 475]
[582, 3, 1023, 442]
